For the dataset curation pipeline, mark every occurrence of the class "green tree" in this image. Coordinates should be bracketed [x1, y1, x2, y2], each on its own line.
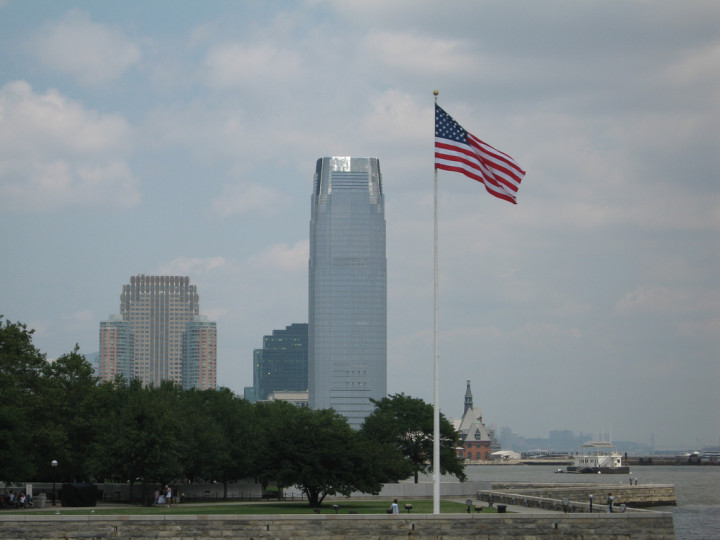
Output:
[255, 403, 384, 507]
[94, 379, 189, 505]
[39, 345, 99, 482]
[360, 393, 466, 483]
[181, 389, 230, 484]
[0, 317, 47, 480]
[215, 391, 258, 498]
[181, 387, 258, 499]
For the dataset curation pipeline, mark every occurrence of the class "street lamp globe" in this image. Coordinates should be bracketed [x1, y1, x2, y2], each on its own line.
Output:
[51, 460, 58, 506]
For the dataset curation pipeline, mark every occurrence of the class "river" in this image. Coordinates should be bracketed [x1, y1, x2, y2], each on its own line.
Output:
[461, 464, 719, 540]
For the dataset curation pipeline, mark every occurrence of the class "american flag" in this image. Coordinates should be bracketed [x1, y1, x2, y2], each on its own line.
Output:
[435, 104, 525, 204]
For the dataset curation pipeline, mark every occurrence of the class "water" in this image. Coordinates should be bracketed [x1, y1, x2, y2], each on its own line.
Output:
[463, 464, 720, 540]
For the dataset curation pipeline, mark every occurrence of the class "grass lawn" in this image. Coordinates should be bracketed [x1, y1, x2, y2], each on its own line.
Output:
[14, 499, 496, 516]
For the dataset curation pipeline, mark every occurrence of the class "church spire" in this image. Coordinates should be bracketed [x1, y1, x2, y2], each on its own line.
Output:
[464, 379, 473, 416]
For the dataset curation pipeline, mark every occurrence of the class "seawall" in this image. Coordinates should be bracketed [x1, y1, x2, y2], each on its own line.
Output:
[486, 482, 676, 508]
[0, 512, 675, 540]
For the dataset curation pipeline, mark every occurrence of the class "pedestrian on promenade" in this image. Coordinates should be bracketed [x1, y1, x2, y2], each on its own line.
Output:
[391, 499, 399, 514]
[607, 492, 614, 513]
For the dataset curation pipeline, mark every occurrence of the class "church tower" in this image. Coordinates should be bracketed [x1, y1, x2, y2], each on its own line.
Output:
[464, 379, 473, 416]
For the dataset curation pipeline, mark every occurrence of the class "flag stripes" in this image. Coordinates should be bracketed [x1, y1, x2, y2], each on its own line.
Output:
[434, 104, 525, 204]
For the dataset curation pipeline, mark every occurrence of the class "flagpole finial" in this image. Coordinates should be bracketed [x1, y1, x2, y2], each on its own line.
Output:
[433, 90, 439, 96]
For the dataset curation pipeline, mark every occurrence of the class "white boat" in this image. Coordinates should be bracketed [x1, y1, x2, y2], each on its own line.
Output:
[566, 441, 630, 474]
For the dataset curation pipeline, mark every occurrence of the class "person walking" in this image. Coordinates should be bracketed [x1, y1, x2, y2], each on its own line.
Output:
[391, 499, 399, 514]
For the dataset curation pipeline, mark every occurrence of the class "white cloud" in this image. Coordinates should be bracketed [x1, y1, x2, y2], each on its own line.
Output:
[203, 41, 303, 90]
[361, 90, 429, 146]
[62, 309, 96, 330]
[247, 240, 309, 272]
[210, 182, 291, 217]
[0, 81, 139, 210]
[30, 9, 142, 85]
[362, 31, 478, 76]
[614, 285, 720, 320]
[158, 257, 227, 276]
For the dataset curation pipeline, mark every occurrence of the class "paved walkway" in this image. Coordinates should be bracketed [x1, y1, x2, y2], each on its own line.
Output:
[449, 499, 558, 514]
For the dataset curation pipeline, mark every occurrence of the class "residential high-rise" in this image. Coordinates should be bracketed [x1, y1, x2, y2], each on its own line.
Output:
[182, 315, 218, 391]
[252, 323, 308, 401]
[308, 157, 387, 428]
[98, 316, 134, 381]
[98, 275, 217, 389]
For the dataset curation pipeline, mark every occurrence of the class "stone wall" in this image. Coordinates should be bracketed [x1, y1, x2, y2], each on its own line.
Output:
[0, 512, 675, 540]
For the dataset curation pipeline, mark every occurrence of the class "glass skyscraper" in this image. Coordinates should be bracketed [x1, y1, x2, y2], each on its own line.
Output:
[252, 323, 308, 401]
[308, 157, 387, 428]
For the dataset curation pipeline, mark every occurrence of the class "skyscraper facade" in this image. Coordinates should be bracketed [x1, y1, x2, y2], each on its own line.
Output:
[98, 316, 134, 381]
[98, 275, 216, 389]
[308, 157, 387, 428]
[252, 323, 308, 401]
[182, 315, 218, 391]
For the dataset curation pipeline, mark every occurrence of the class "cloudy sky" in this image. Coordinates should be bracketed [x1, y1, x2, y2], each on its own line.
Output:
[1, 0, 718, 450]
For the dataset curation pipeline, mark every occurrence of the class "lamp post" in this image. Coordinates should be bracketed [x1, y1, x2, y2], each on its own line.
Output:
[51, 460, 58, 506]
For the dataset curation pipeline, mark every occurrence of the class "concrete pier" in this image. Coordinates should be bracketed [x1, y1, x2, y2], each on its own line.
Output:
[481, 482, 676, 509]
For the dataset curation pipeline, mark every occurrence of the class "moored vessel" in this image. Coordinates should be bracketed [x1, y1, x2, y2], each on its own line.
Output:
[567, 440, 630, 474]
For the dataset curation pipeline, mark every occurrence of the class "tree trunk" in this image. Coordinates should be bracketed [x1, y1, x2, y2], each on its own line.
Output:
[141, 479, 153, 507]
[304, 487, 321, 508]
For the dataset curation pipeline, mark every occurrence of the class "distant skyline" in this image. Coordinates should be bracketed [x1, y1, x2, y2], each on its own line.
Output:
[1, 1, 717, 449]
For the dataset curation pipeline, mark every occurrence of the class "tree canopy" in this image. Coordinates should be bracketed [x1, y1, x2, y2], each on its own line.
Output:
[360, 393, 467, 483]
[254, 402, 386, 507]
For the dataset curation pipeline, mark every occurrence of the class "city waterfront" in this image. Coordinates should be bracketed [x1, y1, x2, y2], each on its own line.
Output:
[462, 464, 720, 540]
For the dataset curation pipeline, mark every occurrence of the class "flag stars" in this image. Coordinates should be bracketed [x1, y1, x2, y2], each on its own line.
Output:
[435, 107, 468, 143]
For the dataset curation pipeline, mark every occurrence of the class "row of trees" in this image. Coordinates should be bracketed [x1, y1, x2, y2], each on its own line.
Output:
[0, 316, 465, 507]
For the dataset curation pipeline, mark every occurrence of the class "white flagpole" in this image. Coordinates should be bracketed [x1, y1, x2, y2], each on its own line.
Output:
[432, 89, 441, 515]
